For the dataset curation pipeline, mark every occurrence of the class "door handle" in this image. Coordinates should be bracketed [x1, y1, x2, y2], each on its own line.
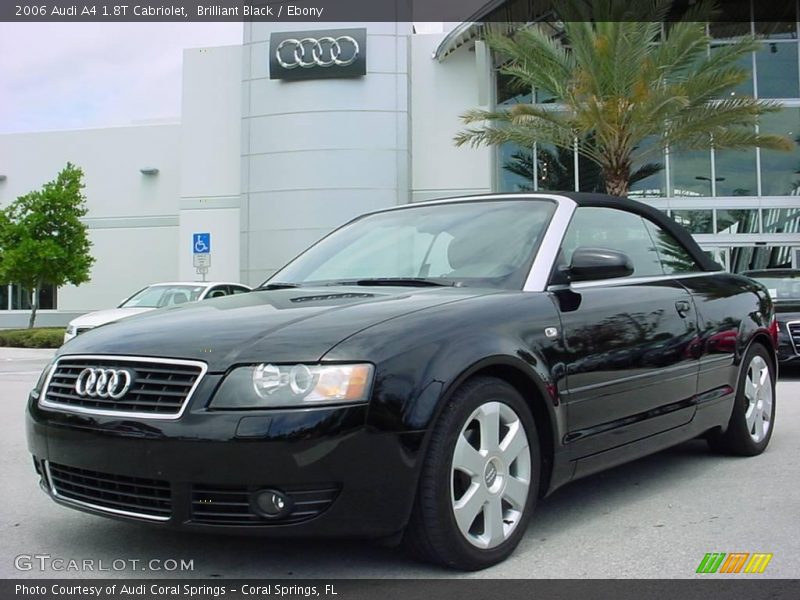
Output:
[675, 300, 691, 318]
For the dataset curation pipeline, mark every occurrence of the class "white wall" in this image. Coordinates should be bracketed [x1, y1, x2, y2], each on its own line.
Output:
[240, 22, 413, 284]
[178, 45, 243, 282]
[0, 125, 180, 218]
[61, 226, 178, 311]
[0, 125, 181, 318]
[410, 35, 492, 202]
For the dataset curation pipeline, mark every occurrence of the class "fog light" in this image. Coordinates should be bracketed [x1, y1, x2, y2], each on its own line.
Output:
[251, 489, 293, 519]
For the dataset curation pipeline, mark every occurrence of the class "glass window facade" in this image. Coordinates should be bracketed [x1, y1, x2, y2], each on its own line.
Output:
[716, 209, 761, 234]
[670, 150, 713, 197]
[714, 148, 758, 196]
[498, 142, 535, 192]
[710, 44, 754, 98]
[755, 42, 799, 98]
[759, 108, 800, 196]
[0, 284, 57, 311]
[762, 208, 800, 233]
[539, 142, 577, 192]
[494, 19, 800, 199]
[671, 210, 714, 234]
[730, 245, 795, 271]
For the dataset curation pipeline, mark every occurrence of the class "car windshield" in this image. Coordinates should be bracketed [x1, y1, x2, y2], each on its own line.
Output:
[266, 200, 556, 290]
[749, 274, 800, 301]
[120, 285, 206, 308]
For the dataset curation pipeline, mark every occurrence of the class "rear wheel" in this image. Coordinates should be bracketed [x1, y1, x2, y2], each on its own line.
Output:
[707, 342, 776, 456]
[404, 377, 540, 570]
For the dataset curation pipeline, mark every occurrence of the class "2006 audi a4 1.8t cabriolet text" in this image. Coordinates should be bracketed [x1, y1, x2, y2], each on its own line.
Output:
[27, 193, 778, 570]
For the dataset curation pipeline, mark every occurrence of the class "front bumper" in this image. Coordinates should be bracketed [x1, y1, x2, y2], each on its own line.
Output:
[27, 393, 424, 538]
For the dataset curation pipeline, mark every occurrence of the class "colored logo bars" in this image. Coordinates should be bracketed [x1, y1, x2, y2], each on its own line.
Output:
[696, 552, 773, 574]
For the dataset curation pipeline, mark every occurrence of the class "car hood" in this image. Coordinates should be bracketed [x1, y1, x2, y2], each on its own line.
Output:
[68, 307, 155, 329]
[59, 286, 496, 371]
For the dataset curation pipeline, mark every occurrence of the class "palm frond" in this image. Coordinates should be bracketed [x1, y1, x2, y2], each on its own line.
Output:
[456, 0, 794, 195]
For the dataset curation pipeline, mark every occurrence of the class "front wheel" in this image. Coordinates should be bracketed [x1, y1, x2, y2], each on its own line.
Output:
[707, 342, 776, 456]
[404, 377, 540, 570]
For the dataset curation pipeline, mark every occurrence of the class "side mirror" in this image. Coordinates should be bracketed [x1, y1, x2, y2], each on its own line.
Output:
[566, 247, 634, 282]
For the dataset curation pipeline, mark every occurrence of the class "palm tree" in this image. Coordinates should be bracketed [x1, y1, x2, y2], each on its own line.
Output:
[454, 0, 794, 197]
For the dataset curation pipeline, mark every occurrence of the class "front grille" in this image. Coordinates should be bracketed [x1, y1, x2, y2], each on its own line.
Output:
[41, 355, 206, 418]
[191, 484, 339, 525]
[46, 462, 171, 520]
[75, 327, 92, 336]
[789, 322, 800, 353]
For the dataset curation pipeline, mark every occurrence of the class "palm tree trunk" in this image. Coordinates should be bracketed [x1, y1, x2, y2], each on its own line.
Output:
[604, 166, 631, 198]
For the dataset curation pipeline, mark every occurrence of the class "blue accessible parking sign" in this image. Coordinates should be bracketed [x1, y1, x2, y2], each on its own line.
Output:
[193, 233, 210, 254]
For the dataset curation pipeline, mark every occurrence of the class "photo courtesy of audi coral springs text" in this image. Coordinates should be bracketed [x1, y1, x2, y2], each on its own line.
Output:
[27, 194, 778, 571]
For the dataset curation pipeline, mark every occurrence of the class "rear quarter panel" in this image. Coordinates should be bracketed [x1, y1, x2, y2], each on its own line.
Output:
[678, 272, 775, 429]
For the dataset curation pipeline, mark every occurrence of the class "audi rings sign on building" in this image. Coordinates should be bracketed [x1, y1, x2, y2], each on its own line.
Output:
[270, 29, 367, 80]
[75, 368, 134, 399]
[276, 36, 360, 69]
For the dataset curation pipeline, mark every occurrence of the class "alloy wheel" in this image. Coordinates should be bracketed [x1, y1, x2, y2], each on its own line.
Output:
[450, 401, 532, 549]
[743, 355, 773, 443]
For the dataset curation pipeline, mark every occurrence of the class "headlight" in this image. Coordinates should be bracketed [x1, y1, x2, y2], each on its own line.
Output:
[210, 363, 374, 409]
[31, 361, 55, 399]
[65, 325, 76, 336]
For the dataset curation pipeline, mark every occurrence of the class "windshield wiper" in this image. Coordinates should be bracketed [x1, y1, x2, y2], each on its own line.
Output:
[345, 277, 458, 288]
[259, 282, 302, 290]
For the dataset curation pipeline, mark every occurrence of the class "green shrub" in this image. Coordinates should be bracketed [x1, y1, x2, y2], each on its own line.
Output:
[0, 328, 64, 348]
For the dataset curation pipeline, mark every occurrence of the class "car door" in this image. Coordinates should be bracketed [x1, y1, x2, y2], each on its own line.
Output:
[550, 206, 700, 459]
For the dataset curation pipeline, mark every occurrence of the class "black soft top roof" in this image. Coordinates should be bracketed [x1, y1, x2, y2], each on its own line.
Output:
[743, 269, 800, 277]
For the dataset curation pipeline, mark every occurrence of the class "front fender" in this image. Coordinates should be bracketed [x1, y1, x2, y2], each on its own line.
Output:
[322, 293, 568, 490]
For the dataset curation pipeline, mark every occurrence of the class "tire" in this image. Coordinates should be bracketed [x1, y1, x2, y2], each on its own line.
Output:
[404, 376, 540, 570]
[707, 342, 776, 456]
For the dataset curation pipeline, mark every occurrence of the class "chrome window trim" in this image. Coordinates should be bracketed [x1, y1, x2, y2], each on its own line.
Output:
[549, 270, 723, 292]
[787, 320, 800, 354]
[39, 354, 208, 420]
[379, 192, 573, 212]
[44, 461, 171, 522]
[520, 194, 579, 292]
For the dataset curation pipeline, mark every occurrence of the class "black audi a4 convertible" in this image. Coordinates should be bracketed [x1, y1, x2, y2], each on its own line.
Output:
[27, 193, 777, 570]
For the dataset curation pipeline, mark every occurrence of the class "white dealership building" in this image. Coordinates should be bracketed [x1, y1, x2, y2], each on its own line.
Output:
[2, 13, 800, 327]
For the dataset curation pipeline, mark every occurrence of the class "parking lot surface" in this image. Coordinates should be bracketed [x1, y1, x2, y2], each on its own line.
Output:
[2, 347, 798, 579]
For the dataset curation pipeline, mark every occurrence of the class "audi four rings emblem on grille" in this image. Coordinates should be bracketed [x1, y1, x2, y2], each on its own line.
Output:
[276, 36, 360, 69]
[74, 368, 133, 399]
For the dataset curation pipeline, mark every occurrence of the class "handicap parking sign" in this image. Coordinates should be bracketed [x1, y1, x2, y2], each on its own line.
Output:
[193, 233, 210, 254]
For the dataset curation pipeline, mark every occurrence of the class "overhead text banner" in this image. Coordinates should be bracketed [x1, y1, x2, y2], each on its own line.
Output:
[2, 0, 799, 23]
